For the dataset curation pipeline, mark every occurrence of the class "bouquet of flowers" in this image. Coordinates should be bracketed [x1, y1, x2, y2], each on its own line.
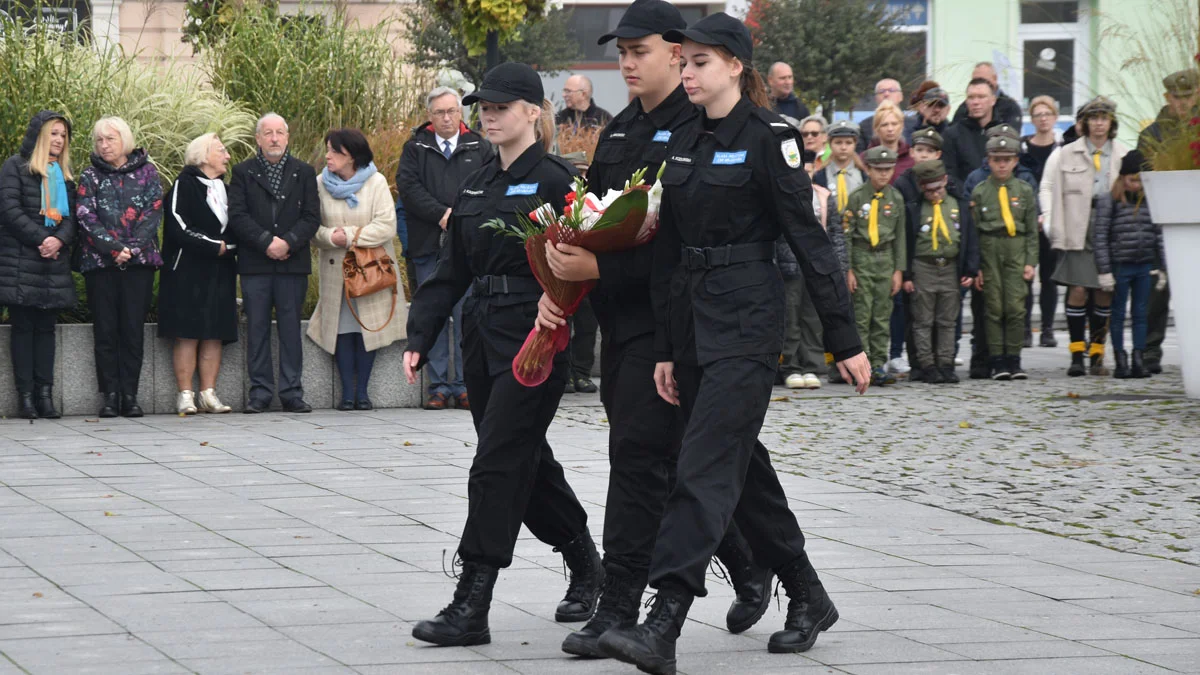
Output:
[483, 165, 665, 386]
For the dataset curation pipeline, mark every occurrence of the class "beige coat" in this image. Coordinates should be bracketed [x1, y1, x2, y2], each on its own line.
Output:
[308, 172, 407, 353]
[1039, 137, 1130, 251]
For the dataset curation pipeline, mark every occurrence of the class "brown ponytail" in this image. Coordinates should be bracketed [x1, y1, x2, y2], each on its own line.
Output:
[714, 46, 771, 109]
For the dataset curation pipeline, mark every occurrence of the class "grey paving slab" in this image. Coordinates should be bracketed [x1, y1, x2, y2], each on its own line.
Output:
[0, 348, 1197, 675]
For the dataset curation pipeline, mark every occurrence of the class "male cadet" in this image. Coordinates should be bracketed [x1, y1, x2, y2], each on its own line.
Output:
[971, 135, 1038, 381]
[1137, 69, 1197, 374]
[814, 120, 865, 212]
[904, 160, 978, 384]
[843, 146, 907, 386]
[536, 0, 772, 659]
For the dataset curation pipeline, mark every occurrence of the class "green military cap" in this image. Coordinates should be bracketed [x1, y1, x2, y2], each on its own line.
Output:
[911, 127, 943, 149]
[913, 159, 947, 184]
[985, 123, 1020, 141]
[864, 145, 898, 166]
[986, 135, 1019, 156]
[1163, 69, 1199, 97]
[828, 119, 860, 139]
[1078, 95, 1117, 119]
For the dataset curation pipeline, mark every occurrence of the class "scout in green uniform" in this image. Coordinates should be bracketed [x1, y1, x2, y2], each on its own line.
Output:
[970, 135, 1038, 381]
[843, 146, 906, 385]
[905, 160, 978, 384]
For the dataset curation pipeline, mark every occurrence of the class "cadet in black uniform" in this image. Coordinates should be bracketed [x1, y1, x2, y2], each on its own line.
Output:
[533, 0, 772, 658]
[596, 15, 871, 675]
[402, 63, 603, 647]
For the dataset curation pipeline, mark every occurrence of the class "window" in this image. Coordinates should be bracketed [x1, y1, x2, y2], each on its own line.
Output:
[1019, 1, 1079, 24]
[565, 5, 705, 64]
[1016, 0, 1088, 119]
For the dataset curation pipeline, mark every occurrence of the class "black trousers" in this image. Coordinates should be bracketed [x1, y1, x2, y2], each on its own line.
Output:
[649, 356, 806, 596]
[241, 274, 307, 405]
[1026, 233, 1059, 333]
[85, 267, 155, 395]
[599, 338, 680, 575]
[1145, 280, 1170, 364]
[459, 357, 588, 568]
[569, 298, 598, 380]
[969, 287, 989, 366]
[9, 305, 57, 394]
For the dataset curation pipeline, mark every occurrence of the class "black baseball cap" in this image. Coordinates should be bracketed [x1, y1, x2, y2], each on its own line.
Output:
[598, 0, 686, 45]
[663, 12, 753, 66]
[462, 62, 544, 106]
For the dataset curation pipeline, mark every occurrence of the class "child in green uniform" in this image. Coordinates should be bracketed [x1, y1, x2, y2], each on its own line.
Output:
[904, 160, 979, 384]
[843, 146, 906, 385]
[970, 135, 1038, 380]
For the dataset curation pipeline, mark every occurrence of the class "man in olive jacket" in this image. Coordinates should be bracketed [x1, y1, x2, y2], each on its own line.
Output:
[228, 113, 321, 413]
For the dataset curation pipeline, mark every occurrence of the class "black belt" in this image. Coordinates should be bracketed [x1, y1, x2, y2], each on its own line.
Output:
[916, 256, 953, 267]
[471, 275, 541, 296]
[681, 242, 775, 270]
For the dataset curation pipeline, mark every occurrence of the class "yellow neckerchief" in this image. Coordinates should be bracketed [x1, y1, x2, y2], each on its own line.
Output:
[869, 191, 883, 247]
[997, 182, 1017, 237]
[836, 169, 849, 212]
[930, 199, 951, 251]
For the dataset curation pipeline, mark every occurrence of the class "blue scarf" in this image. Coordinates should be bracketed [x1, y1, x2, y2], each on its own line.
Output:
[322, 162, 377, 209]
[43, 161, 69, 228]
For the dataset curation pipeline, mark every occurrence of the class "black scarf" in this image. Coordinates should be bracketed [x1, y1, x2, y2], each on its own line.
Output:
[256, 147, 290, 198]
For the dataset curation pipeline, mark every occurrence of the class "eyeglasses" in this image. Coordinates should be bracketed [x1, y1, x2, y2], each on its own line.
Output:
[1031, 112, 1056, 119]
[876, 87, 901, 95]
[800, 131, 824, 138]
[430, 109, 460, 118]
[562, 88, 586, 96]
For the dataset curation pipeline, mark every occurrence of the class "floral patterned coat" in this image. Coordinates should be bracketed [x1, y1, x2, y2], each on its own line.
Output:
[75, 149, 164, 273]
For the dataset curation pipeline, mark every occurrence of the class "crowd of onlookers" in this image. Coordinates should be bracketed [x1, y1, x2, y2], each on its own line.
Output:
[1, 60, 1186, 416]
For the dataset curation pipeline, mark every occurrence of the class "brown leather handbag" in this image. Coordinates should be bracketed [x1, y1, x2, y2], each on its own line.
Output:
[342, 229, 398, 332]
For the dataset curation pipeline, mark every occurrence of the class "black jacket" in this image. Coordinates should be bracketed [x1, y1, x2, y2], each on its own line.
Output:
[952, 91, 1024, 127]
[653, 97, 860, 365]
[226, 154, 320, 275]
[162, 165, 238, 275]
[395, 123, 493, 259]
[770, 93, 810, 121]
[1093, 193, 1165, 275]
[0, 110, 78, 310]
[942, 115, 999, 184]
[555, 101, 614, 129]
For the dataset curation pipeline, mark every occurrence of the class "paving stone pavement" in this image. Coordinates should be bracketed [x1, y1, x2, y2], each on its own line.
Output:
[1, 330, 1197, 674]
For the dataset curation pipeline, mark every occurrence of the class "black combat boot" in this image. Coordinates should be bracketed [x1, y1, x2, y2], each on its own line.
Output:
[940, 366, 960, 384]
[561, 562, 645, 658]
[554, 527, 605, 622]
[598, 583, 693, 675]
[411, 561, 498, 646]
[768, 556, 839, 654]
[969, 352, 991, 379]
[1067, 352, 1086, 377]
[121, 394, 144, 418]
[1113, 351, 1130, 379]
[714, 529, 773, 634]
[34, 385, 60, 419]
[1010, 355, 1027, 380]
[99, 392, 119, 418]
[18, 392, 37, 420]
[922, 366, 945, 384]
[1131, 350, 1150, 378]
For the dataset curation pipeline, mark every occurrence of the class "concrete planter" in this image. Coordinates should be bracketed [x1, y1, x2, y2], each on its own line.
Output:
[0, 321, 422, 417]
[1141, 170, 1199, 398]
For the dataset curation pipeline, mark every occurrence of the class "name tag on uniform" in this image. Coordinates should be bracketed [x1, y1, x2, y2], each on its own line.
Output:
[712, 150, 747, 165]
[462, 188, 484, 196]
[609, 132, 627, 139]
[669, 155, 693, 164]
[653, 130, 672, 143]
[506, 183, 539, 196]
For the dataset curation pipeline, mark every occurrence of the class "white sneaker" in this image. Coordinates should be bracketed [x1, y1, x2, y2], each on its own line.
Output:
[176, 390, 198, 415]
[785, 373, 807, 389]
[954, 357, 964, 366]
[198, 388, 232, 414]
[803, 373, 822, 389]
[887, 357, 911, 374]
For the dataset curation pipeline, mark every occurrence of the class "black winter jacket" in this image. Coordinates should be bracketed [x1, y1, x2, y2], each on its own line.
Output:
[942, 116, 1000, 184]
[952, 91, 1024, 127]
[395, 123, 493, 259]
[0, 110, 78, 310]
[226, 154, 320, 275]
[1093, 193, 1165, 275]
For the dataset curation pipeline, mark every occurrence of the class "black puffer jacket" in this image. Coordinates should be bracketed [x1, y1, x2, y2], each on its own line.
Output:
[1093, 193, 1165, 275]
[0, 110, 78, 309]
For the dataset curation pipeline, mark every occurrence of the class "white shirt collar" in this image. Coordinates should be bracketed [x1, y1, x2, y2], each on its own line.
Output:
[436, 131, 460, 154]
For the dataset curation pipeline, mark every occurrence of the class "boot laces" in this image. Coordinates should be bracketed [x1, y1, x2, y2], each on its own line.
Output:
[641, 592, 683, 634]
[707, 556, 733, 589]
[586, 573, 639, 628]
[440, 549, 464, 580]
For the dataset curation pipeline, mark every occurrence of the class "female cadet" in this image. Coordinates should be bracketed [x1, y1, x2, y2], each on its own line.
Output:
[596, 13, 871, 675]
[402, 63, 603, 647]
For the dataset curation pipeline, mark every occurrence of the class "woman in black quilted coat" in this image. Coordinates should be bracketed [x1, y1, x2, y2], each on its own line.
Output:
[0, 110, 78, 419]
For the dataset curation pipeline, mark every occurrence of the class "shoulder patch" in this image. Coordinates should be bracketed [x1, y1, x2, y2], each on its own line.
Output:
[781, 138, 802, 168]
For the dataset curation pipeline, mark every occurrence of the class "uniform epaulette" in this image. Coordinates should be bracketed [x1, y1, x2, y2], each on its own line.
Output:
[752, 107, 796, 135]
